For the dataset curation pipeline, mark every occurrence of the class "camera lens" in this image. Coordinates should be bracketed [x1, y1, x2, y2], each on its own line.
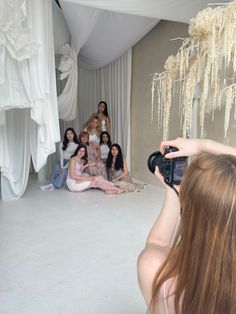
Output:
[147, 151, 164, 174]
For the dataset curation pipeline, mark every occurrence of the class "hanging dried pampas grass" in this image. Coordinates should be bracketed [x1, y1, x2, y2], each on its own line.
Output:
[152, 0, 236, 139]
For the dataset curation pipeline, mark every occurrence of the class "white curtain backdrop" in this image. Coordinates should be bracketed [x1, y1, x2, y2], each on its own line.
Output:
[61, 49, 132, 158]
[0, 0, 60, 200]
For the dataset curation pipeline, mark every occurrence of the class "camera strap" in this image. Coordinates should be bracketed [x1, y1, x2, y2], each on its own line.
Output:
[166, 183, 179, 196]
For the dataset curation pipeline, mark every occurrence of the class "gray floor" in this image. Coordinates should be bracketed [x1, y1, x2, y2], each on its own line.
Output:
[0, 175, 164, 314]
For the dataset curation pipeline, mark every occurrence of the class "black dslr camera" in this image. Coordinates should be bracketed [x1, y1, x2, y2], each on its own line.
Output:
[147, 147, 188, 185]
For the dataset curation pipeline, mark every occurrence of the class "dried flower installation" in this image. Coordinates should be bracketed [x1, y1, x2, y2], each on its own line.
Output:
[152, 0, 236, 139]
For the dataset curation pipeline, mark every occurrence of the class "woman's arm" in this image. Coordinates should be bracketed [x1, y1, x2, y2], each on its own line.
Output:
[137, 167, 180, 307]
[146, 167, 180, 247]
[115, 160, 129, 181]
[106, 116, 111, 133]
[160, 138, 236, 159]
[59, 142, 64, 169]
[69, 159, 93, 181]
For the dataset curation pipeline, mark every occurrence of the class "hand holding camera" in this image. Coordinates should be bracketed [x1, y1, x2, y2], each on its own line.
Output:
[147, 146, 188, 186]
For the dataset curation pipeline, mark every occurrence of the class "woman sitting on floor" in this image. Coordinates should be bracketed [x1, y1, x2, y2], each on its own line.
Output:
[106, 143, 143, 192]
[40, 128, 78, 191]
[66, 144, 124, 195]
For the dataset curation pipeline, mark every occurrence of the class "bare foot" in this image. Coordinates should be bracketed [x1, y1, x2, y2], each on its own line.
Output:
[104, 190, 118, 196]
[104, 189, 125, 196]
[116, 188, 125, 195]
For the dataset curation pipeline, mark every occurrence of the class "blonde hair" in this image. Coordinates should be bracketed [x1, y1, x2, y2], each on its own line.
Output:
[85, 115, 101, 133]
[151, 153, 236, 314]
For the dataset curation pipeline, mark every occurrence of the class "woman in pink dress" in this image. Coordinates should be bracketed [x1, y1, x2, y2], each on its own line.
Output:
[79, 131, 107, 179]
[66, 144, 124, 195]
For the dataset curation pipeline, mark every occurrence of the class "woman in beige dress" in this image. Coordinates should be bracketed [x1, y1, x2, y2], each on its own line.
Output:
[106, 143, 143, 192]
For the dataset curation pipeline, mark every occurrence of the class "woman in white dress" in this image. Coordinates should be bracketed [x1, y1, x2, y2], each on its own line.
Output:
[85, 101, 111, 134]
[83, 115, 101, 145]
[99, 131, 111, 164]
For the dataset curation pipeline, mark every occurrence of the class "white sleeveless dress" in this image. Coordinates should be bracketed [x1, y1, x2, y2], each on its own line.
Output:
[66, 162, 91, 192]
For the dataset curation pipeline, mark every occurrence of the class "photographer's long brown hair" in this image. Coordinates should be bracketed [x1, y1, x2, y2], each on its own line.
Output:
[151, 153, 236, 314]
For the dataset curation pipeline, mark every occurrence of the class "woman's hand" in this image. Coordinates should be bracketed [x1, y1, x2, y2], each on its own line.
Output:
[154, 166, 180, 193]
[87, 161, 96, 167]
[160, 137, 202, 159]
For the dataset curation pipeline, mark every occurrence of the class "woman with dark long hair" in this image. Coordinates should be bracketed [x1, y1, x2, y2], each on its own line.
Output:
[99, 131, 112, 164]
[66, 144, 124, 195]
[84, 101, 111, 134]
[138, 138, 236, 314]
[40, 128, 78, 190]
[94, 100, 110, 133]
[106, 143, 143, 192]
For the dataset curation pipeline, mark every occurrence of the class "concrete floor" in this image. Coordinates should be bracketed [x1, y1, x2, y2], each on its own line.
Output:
[0, 175, 164, 314]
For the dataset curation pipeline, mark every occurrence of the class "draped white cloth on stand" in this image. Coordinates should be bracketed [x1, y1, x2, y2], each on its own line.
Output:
[57, 43, 78, 121]
[0, 0, 60, 200]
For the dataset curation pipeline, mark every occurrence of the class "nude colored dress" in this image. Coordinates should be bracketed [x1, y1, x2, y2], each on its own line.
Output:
[85, 143, 108, 179]
[66, 162, 91, 192]
[109, 166, 144, 192]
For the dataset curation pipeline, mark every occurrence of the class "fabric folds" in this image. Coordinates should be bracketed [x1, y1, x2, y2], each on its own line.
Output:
[0, 0, 60, 200]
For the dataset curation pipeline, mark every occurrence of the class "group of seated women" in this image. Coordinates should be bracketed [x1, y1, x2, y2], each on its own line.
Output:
[40, 101, 143, 195]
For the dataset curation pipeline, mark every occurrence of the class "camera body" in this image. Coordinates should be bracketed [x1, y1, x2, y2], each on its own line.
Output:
[147, 146, 188, 185]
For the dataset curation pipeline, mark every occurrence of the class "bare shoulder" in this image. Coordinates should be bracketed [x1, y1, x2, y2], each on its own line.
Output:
[137, 244, 170, 306]
[70, 157, 76, 163]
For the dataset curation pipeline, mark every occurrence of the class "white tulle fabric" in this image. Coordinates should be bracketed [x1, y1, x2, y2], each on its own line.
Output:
[0, 0, 60, 200]
[57, 43, 78, 121]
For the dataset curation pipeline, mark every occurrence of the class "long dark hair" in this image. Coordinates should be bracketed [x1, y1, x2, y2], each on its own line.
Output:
[98, 101, 109, 117]
[100, 131, 111, 147]
[71, 144, 88, 165]
[106, 143, 124, 170]
[62, 128, 78, 151]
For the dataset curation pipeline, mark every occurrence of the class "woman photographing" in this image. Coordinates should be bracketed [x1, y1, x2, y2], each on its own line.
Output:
[138, 138, 236, 314]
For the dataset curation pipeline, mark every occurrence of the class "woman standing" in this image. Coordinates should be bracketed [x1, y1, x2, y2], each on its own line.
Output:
[66, 144, 124, 195]
[95, 101, 110, 133]
[106, 143, 143, 192]
[84, 101, 111, 134]
[40, 128, 79, 190]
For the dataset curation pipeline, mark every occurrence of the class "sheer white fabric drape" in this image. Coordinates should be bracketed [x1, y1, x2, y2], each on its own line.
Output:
[60, 1, 158, 70]
[57, 43, 78, 121]
[0, 0, 60, 200]
[61, 0, 225, 23]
